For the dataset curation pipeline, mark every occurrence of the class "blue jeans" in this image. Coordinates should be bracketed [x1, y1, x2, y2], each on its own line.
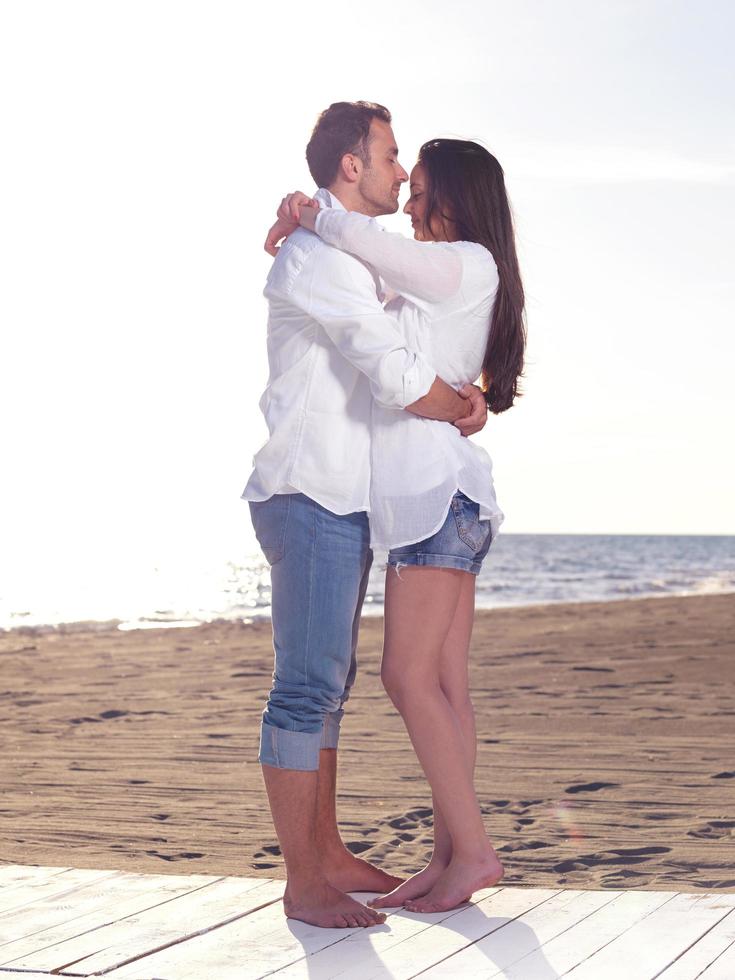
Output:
[249, 493, 372, 771]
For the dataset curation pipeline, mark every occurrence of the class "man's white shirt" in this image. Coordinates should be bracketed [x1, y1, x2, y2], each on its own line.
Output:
[241, 188, 436, 515]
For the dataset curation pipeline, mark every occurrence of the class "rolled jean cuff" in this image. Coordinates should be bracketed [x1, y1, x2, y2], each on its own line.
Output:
[258, 721, 323, 772]
[320, 709, 344, 750]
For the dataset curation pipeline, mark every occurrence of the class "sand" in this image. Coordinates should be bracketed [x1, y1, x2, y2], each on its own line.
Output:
[1, 593, 734, 892]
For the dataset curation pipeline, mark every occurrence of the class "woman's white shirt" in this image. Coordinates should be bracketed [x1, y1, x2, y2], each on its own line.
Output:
[314, 207, 505, 550]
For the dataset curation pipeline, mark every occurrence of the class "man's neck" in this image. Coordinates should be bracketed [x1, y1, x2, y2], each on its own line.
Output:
[326, 182, 374, 217]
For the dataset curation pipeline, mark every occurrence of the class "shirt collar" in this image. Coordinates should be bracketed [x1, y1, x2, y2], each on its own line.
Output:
[314, 187, 347, 211]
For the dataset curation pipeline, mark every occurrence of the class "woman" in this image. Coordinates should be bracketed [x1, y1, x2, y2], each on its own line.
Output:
[267, 139, 525, 913]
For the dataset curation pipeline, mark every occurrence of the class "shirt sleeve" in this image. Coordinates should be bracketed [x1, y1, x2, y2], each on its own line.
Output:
[314, 208, 463, 307]
[285, 243, 437, 410]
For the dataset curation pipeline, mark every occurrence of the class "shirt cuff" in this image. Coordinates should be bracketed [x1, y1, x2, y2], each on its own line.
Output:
[402, 355, 436, 408]
[373, 354, 436, 410]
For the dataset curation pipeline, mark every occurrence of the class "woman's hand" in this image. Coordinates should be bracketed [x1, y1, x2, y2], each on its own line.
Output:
[264, 192, 321, 256]
[264, 216, 297, 256]
[278, 191, 319, 223]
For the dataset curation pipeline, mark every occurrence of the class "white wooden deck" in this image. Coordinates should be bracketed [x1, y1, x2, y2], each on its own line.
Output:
[0, 865, 733, 979]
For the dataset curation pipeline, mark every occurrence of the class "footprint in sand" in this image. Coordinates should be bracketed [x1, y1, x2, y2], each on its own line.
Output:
[688, 820, 735, 839]
[145, 850, 204, 861]
[565, 781, 620, 794]
[553, 846, 670, 873]
[499, 839, 553, 852]
[388, 816, 419, 830]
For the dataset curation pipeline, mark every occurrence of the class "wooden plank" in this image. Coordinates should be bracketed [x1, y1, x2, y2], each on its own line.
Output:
[658, 907, 735, 979]
[12, 877, 283, 974]
[269, 887, 559, 980]
[418, 888, 624, 978]
[685, 922, 735, 980]
[698, 947, 735, 980]
[499, 890, 674, 979]
[261, 888, 504, 980]
[104, 892, 408, 980]
[558, 892, 735, 979]
[0, 972, 62, 979]
[0, 864, 71, 891]
[0, 869, 118, 923]
[0, 871, 240, 961]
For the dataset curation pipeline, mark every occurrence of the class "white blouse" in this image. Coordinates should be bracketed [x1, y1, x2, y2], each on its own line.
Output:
[314, 207, 505, 551]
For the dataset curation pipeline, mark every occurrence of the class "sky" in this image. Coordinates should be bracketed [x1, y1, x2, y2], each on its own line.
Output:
[1, 0, 734, 594]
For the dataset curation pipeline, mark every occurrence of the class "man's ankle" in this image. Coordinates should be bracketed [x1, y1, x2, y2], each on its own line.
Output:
[316, 837, 351, 862]
[284, 868, 330, 895]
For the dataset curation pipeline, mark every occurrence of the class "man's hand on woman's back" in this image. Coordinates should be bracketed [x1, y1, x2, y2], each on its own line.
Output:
[454, 384, 488, 437]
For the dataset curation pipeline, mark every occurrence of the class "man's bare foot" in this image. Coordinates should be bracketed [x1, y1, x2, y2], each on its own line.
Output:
[283, 879, 387, 929]
[367, 860, 448, 908]
[323, 849, 404, 895]
[404, 851, 504, 914]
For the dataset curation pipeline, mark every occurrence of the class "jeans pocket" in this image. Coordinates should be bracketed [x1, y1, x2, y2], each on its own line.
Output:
[475, 520, 493, 562]
[451, 492, 490, 553]
[249, 496, 291, 566]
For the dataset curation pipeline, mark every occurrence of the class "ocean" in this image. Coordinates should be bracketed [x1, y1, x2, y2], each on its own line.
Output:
[2, 534, 734, 633]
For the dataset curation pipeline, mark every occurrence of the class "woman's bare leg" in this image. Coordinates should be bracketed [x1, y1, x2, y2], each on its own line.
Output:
[432, 571, 479, 859]
[373, 565, 503, 912]
[370, 572, 479, 907]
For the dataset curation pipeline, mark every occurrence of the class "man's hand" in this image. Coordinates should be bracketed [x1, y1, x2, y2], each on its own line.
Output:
[453, 384, 488, 437]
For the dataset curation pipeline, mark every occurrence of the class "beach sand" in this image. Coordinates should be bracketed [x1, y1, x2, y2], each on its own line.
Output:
[1, 593, 733, 892]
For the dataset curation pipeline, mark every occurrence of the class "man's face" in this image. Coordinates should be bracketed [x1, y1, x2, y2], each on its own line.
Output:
[357, 119, 409, 216]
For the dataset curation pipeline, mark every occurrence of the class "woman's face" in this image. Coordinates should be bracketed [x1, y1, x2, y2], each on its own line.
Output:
[403, 163, 455, 242]
[403, 164, 431, 240]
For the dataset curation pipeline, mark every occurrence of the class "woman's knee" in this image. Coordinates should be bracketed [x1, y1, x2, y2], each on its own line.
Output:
[381, 659, 439, 708]
[440, 680, 473, 715]
[380, 660, 404, 705]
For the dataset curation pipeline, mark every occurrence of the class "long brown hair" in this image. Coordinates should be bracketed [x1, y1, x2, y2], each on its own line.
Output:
[419, 139, 526, 413]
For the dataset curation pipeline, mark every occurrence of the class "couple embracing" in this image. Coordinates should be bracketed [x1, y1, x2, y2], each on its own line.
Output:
[241, 100, 525, 929]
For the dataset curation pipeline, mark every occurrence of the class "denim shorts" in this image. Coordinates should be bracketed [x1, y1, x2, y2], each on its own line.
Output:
[387, 491, 493, 576]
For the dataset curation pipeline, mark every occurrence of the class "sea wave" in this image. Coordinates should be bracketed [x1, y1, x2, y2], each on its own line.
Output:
[1, 534, 733, 633]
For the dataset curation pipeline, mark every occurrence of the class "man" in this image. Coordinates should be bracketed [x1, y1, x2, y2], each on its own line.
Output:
[242, 101, 487, 929]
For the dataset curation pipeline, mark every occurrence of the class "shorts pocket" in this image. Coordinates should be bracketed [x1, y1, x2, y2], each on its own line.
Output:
[475, 520, 494, 562]
[249, 495, 291, 566]
[451, 492, 491, 554]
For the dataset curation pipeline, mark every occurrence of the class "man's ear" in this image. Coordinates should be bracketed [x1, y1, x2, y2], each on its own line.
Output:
[339, 152, 362, 184]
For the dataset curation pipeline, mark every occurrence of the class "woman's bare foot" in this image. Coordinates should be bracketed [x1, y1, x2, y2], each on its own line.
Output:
[283, 879, 387, 928]
[367, 859, 448, 908]
[323, 849, 404, 895]
[404, 851, 504, 914]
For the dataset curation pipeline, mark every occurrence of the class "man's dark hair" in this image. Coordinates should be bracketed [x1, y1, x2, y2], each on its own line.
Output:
[306, 101, 392, 188]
